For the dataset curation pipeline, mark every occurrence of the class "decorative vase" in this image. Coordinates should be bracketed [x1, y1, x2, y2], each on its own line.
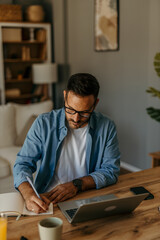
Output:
[26, 5, 45, 23]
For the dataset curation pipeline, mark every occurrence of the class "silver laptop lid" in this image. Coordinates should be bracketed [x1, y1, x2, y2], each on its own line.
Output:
[58, 193, 148, 223]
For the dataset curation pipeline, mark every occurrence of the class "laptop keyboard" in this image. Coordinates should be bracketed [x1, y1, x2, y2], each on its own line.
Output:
[66, 208, 78, 219]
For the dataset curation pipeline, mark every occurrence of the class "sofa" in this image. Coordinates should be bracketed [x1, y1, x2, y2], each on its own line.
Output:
[0, 100, 53, 193]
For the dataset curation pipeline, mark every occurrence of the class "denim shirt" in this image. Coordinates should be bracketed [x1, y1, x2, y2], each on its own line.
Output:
[13, 108, 120, 193]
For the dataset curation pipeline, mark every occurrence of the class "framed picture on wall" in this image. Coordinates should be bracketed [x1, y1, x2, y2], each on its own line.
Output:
[94, 0, 119, 51]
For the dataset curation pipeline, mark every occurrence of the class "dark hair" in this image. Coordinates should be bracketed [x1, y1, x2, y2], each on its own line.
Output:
[66, 73, 100, 99]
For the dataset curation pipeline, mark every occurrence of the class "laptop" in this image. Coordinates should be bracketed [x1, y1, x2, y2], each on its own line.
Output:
[58, 193, 148, 223]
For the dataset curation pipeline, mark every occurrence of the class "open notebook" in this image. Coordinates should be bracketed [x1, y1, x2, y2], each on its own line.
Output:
[0, 192, 53, 217]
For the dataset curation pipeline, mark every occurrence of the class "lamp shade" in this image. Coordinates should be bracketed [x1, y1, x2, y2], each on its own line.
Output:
[32, 63, 57, 84]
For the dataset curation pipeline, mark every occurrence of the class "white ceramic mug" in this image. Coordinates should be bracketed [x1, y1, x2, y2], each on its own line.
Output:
[38, 217, 63, 240]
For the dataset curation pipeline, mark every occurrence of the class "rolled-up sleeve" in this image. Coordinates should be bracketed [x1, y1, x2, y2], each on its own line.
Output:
[13, 116, 42, 189]
[89, 120, 120, 189]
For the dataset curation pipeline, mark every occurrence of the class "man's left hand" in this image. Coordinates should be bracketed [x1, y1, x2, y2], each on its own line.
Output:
[45, 182, 78, 203]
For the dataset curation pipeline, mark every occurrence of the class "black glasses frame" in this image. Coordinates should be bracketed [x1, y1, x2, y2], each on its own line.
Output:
[64, 100, 97, 118]
[64, 106, 94, 118]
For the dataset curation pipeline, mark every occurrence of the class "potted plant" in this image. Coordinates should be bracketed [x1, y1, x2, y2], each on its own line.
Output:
[146, 53, 160, 122]
[146, 53, 160, 167]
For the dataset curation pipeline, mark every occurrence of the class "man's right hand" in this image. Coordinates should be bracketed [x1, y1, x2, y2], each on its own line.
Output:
[18, 182, 50, 214]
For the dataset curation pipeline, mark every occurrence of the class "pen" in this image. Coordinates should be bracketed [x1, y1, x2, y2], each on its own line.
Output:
[16, 214, 21, 221]
[26, 176, 42, 200]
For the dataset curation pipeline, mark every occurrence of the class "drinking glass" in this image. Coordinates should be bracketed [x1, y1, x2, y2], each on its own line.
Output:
[0, 213, 7, 240]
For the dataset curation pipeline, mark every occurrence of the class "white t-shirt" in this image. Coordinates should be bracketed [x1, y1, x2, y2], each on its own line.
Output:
[47, 125, 88, 191]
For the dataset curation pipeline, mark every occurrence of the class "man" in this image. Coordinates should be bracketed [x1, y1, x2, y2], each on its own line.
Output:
[13, 73, 120, 214]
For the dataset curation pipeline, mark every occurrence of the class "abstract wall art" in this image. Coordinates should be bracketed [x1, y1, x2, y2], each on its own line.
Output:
[95, 0, 119, 51]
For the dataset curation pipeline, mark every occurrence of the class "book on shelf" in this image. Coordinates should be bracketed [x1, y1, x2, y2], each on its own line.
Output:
[0, 192, 53, 217]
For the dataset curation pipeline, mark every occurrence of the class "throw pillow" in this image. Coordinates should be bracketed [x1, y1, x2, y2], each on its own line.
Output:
[15, 115, 37, 146]
[9, 100, 53, 137]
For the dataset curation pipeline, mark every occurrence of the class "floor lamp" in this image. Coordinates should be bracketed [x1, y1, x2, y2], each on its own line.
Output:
[32, 63, 57, 101]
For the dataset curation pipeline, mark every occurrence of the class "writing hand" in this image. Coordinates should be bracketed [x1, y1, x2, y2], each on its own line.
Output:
[45, 182, 78, 204]
[25, 194, 50, 214]
[18, 182, 50, 214]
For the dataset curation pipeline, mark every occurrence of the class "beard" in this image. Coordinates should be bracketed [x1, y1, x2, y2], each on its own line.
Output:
[67, 117, 90, 129]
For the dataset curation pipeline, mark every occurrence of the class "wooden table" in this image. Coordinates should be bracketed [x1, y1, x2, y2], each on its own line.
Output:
[7, 167, 160, 240]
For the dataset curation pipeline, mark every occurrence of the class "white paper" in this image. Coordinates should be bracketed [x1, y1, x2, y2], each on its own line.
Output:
[0, 192, 53, 216]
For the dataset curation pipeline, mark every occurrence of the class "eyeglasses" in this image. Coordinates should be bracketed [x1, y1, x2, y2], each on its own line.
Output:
[64, 104, 95, 118]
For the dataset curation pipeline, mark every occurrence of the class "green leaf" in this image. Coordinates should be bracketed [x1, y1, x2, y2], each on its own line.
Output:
[146, 52, 160, 124]
[146, 87, 160, 98]
[146, 107, 160, 122]
[154, 53, 160, 60]
[154, 53, 160, 77]
[154, 62, 160, 67]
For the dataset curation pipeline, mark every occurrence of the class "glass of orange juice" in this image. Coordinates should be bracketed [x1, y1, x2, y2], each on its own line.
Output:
[0, 214, 7, 240]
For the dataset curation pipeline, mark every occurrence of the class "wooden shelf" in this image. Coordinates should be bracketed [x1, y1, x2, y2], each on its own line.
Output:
[5, 78, 32, 83]
[4, 58, 44, 63]
[3, 40, 45, 44]
[6, 93, 42, 100]
[0, 22, 51, 104]
[149, 151, 160, 168]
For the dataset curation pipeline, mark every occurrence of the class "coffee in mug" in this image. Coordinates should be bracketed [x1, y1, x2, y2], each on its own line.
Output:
[38, 217, 63, 240]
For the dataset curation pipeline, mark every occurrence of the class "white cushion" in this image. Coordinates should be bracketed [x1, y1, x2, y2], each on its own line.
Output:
[9, 100, 53, 137]
[0, 175, 15, 193]
[15, 115, 37, 146]
[0, 104, 16, 148]
[0, 146, 21, 174]
[0, 157, 11, 178]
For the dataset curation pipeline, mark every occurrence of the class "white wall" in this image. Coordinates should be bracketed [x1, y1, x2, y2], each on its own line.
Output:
[53, 0, 160, 170]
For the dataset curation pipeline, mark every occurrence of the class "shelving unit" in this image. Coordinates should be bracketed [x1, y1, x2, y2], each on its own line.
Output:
[0, 22, 52, 104]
